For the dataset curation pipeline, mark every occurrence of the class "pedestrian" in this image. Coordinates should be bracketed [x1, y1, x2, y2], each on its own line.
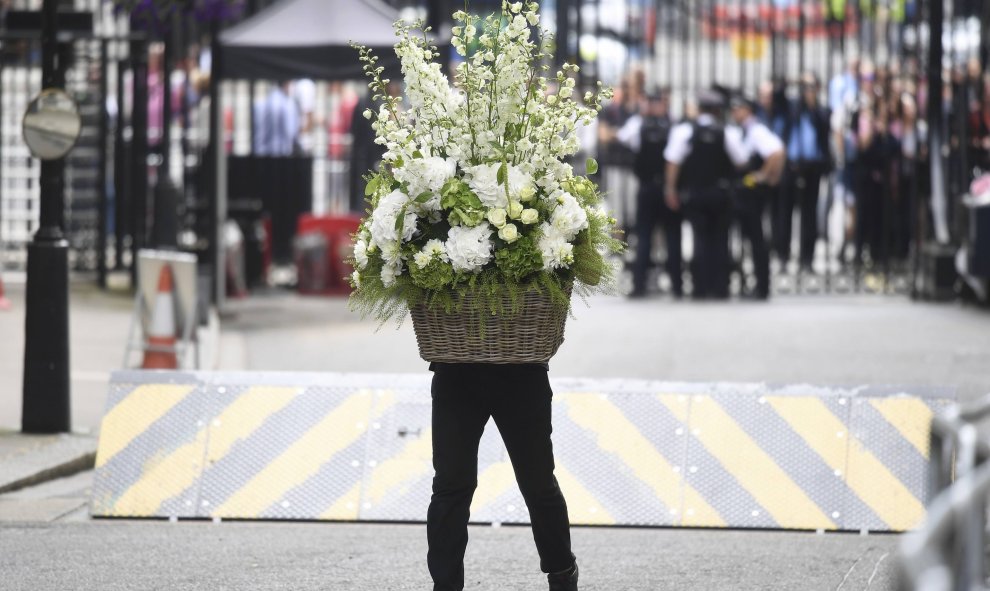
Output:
[428, 362, 579, 591]
[665, 90, 749, 299]
[616, 89, 681, 298]
[775, 72, 831, 274]
[731, 94, 785, 300]
[253, 80, 301, 157]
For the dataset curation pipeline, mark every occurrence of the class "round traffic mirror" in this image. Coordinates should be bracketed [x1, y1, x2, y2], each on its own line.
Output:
[22, 88, 82, 161]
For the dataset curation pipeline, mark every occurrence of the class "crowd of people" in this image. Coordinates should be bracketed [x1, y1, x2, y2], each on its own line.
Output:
[597, 57, 990, 301]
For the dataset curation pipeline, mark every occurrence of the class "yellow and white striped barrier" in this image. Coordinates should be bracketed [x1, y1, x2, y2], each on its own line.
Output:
[91, 372, 952, 532]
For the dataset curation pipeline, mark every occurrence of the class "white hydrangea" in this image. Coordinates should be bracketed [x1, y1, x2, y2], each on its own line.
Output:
[445, 223, 494, 272]
[394, 156, 456, 208]
[369, 189, 418, 250]
[537, 223, 575, 270]
[465, 163, 507, 209]
[550, 192, 589, 240]
[507, 165, 533, 200]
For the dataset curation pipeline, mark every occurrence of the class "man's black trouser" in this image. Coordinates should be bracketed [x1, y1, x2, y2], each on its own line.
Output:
[684, 186, 732, 299]
[774, 164, 823, 267]
[633, 180, 683, 295]
[427, 363, 575, 591]
[735, 185, 771, 297]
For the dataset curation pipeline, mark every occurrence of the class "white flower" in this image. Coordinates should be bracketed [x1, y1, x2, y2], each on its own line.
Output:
[380, 260, 401, 287]
[537, 223, 575, 270]
[507, 200, 524, 220]
[550, 192, 589, 240]
[507, 166, 534, 200]
[498, 223, 520, 243]
[445, 223, 494, 272]
[353, 238, 369, 269]
[520, 208, 539, 225]
[351, 270, 361, 287]
[394, 156, 456, 208]
[518, 186, 537, 202]
[465, 163, 507, 208]
[487, 208, 508, 228]
[369, 189, 418, 250]
[413, 251, 432, 269]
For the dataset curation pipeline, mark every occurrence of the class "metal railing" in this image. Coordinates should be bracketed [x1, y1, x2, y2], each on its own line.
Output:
[899, 394, 990, 590]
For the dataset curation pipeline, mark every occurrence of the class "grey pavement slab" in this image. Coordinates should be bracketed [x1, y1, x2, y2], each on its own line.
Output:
[222, 292, 990, 401]
[0, 519, 898, 590]
[0, 430, 96, 494]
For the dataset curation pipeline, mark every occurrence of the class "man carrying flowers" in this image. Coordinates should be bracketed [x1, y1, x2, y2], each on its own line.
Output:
[351, 3, 620, 589]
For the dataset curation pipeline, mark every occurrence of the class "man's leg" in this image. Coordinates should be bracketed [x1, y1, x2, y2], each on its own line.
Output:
[490, 367, 575, 575]
[631, 183, 660, 296]
[427, 366, 491, 591]
[660, 197, 684, 297]
[799, 171, 822, 269]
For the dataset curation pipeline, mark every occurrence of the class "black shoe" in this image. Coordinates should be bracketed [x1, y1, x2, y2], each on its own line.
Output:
[740, 291, 770, 302]
[548, 562, 579, 591]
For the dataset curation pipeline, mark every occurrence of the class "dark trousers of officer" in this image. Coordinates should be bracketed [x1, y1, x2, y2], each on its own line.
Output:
[774, 164, 822, 267]
[633, 181, 683, 296]
[735, 185, 771, 297]
[427, 363, 575, 591]
[684, 187, 731, 299]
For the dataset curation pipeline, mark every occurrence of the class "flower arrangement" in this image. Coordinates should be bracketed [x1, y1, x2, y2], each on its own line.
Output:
[350, 1, 621, 325]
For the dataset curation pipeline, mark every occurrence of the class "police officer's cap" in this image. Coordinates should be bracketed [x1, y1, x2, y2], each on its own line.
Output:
[730, 93, 758, 112]
[697, 89, 725, 109]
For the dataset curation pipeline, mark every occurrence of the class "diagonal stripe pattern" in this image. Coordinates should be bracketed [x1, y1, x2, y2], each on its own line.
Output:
[91, 372, 950, 532]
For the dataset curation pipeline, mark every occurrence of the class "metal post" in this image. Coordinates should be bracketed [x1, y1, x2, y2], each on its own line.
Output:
[22, 0, 70, 433]
[152, 15, 179, 249]
[97, 39, 109, 288]
[207, 20, 224, 305]
[114, 47, 129, 271]
[928, 0, 949, 244]
[129, 34, 149, 287]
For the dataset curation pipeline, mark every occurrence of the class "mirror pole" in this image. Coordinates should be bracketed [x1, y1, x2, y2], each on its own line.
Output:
[22, 0, 71, 434]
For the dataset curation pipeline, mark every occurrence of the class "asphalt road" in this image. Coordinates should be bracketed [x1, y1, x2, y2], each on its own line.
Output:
[0, 517, 897, 590]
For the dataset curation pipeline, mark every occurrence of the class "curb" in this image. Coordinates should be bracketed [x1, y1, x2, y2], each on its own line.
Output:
[0, 433, 98, 495]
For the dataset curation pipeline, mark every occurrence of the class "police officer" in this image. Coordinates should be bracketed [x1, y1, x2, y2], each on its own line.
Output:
[731, 94, 786, 300]
[664, 90, 749, 299]
[616, 89, 682, 298]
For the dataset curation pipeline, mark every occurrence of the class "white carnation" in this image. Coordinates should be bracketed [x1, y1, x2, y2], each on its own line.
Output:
[537, 223, 575, 270]
[353, 238, 369, 269]
[380, 260, 401, 287]
[369, 189, 418, 250]
[465, 163, 507, 208]
[445, 222, 494, 272]
[550, 192, 589, 240]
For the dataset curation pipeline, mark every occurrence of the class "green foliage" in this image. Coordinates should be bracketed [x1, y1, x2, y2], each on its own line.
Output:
[494, 235, 544, 283]
[440, 178, 486, 227]
[409, 258, 455, 291]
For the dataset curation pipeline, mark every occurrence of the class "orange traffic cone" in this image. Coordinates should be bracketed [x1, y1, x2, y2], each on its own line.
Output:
[0, 272, 9, 311]
[141, 265, 179, 369]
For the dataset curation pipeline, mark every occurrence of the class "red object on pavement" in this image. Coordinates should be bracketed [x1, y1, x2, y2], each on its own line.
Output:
[296, 214, 361, 296]
[142, 265, 179, 369]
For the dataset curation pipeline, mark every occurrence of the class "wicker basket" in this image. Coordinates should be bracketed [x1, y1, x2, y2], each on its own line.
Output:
[409, 286, 571, 364]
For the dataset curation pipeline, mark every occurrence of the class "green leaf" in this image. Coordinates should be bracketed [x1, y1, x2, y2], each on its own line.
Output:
[395, 205, 406, 233]
[364, 176, 380, 197]
[586, 157, 599, 175]
[412, 150, 424, 159]
[497, 161, 507, 186]
[415, 191, 433, 203]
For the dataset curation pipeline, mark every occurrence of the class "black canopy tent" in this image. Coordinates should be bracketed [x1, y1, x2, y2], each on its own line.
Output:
[219, 0, 401, 81]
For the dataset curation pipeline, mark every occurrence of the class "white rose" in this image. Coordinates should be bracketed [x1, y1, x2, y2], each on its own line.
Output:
[507, 200, 524, 220]
[520, 208, 539, 225]
[445, 222, 494, 272]
[498, 223, 520, 243]
[465, 163, 507, 208]
[550, 192, 589, 240]
[518, 186, 537, 202]
[487, 208, 508, 228]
